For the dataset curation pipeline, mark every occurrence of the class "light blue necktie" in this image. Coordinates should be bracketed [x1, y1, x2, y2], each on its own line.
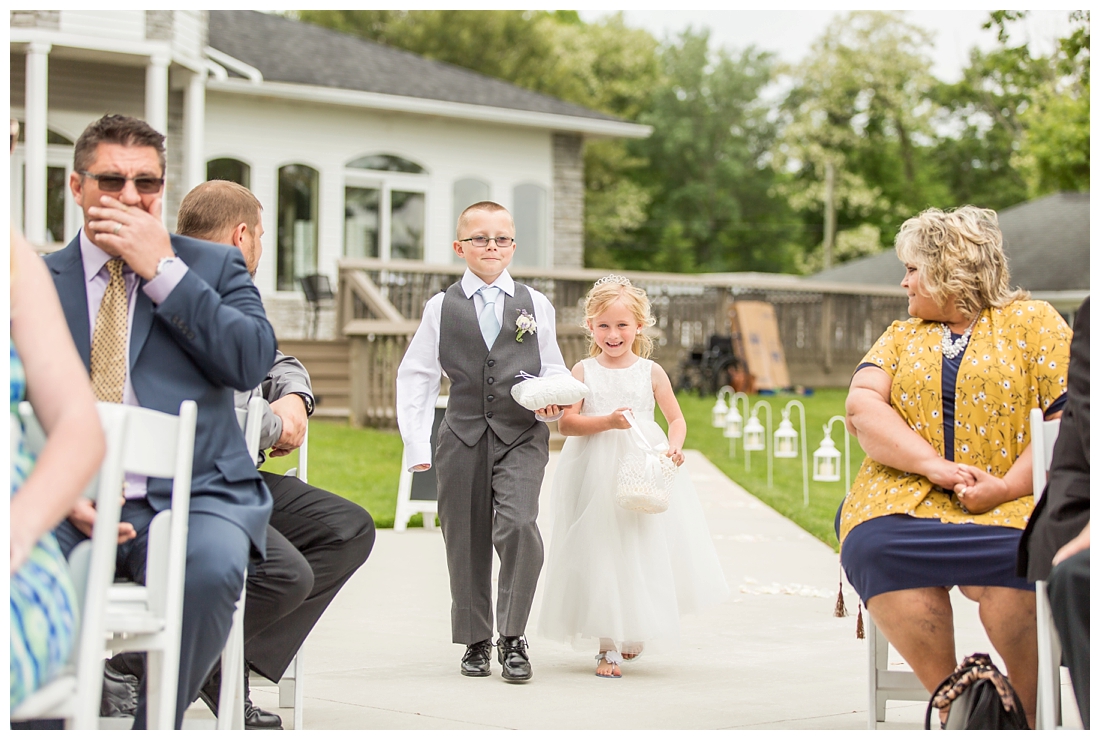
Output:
[478, 286, 501, 349]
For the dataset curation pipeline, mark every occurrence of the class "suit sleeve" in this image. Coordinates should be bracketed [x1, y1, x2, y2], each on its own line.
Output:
[263, 350, 313, 402]
[153, 246, 276, 392]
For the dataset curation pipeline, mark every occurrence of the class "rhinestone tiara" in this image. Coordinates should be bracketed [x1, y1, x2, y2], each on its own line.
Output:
[593, 274, 633, 288]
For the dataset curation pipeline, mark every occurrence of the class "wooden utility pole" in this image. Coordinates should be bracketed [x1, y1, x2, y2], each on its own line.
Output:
[823, 159, 836, 271]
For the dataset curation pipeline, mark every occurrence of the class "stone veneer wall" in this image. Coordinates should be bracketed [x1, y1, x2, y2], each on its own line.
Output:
[10, 10, 60, 29]
[551, 132, 584, 268]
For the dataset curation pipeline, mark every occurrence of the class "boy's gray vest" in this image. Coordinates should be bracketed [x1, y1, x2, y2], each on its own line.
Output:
[439, 281, 542, 447]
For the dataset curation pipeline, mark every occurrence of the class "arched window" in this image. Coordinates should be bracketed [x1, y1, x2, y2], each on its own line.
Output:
[277, 164, 319, 292]
[344, 153, 428, 261]
[206, 158, 251, 188]
[453, 178, 490, 228]
[346, 154, 426, 174]
[512, 183, 547, 268]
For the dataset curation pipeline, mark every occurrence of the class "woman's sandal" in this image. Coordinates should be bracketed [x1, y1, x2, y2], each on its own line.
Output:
[594, 650, 623, 678]
[621, 642, 644, 662]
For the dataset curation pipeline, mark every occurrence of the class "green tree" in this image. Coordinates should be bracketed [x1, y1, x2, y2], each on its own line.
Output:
[619, 29, 795, 273]
[934, 10, 1089, 205]
[774, 11, 946, 272]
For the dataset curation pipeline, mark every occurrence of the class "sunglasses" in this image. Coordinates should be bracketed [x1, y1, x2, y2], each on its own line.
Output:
[79, 170, 165, 194]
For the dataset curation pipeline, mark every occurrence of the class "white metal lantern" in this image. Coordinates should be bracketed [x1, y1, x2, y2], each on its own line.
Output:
[711, 396, 729, 428]
[723, 405, 743, 439]
[774, 417, 799, 458]
[743, 414, 766, 451]
[813, 433, 842, 482]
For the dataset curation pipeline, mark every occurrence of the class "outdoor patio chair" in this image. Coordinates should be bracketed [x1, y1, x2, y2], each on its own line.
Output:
[10, 401, 128, 729]
[300, 274, 335, 339]
[1029, 408, 1063, 731]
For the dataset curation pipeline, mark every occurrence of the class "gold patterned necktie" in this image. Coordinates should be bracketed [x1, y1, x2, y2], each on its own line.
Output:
[90, 258, 129, 403]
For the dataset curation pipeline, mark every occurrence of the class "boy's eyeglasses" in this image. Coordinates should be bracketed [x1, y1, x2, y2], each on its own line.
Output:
[79, 171, 165, 194]
[458, 236, 515, 248]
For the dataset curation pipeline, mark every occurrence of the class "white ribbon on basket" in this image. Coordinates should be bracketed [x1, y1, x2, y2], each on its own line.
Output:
[614, 410, 677, 514]
[623, 409, 669, 475]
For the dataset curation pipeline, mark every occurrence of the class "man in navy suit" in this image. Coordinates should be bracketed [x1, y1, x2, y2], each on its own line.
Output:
[47, 114, 276, 729]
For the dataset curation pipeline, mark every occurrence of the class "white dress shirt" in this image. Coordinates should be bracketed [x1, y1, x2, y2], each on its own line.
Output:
[396, 269, 569, 470]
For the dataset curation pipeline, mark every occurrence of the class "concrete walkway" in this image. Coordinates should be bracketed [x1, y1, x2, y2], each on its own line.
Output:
[199, 450, 1078, 730]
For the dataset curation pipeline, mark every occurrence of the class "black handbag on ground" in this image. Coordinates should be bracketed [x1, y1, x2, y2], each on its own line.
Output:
[924, 653, 1029, 730]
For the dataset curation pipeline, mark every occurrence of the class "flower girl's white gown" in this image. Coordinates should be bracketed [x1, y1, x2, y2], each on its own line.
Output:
[538, 357, 729, 647]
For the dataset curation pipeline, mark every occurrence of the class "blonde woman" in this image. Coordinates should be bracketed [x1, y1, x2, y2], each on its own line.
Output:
[841, 206, 1071, 727]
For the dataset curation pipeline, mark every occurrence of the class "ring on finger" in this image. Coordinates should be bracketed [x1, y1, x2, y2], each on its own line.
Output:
[113, 222, 122, 236]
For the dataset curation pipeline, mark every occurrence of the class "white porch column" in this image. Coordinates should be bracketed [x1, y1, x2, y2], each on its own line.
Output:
[182, 68, 206, 191]
[145, 52, 170, 135]
[24, 42, 51, 245]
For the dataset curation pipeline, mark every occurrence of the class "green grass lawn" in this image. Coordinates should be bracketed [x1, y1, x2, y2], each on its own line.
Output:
[672, 389, 863, 552]
[260, 421, 408, 529]
[266, 389, 864, 546]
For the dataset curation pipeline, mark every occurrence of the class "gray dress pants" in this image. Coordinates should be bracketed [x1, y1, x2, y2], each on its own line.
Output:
[434, 419, 549, 645]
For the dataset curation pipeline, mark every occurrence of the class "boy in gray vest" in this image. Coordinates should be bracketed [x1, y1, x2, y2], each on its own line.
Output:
[396, 201, 569, 682]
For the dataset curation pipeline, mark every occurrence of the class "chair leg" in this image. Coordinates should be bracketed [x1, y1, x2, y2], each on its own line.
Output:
[293, 649, 304, 730]
[145, 649, 176, 730]
[1035, 581, 1063, 730]
[218, 578, 247, 731]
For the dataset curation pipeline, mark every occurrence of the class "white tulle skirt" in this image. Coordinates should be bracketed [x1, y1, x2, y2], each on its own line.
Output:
[537, 420, 729, 648]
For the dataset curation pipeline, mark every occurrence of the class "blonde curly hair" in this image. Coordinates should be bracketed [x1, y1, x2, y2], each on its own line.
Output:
[894, 205, 1028, 320]
[583, 276, 656, 358]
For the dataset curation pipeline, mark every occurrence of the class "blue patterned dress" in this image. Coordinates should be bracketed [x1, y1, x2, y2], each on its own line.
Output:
[10, 338, 79, 710]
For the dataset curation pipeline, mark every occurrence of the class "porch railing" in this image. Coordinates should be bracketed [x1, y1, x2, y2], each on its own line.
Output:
[336, 258, 908, 427]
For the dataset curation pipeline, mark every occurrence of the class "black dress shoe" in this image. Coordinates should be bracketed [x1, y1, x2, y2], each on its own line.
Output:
[243, 666, 284, 731]
[460, 639, 493, 677]
[197, 663, 284, 730]
[497, 635, 532, 683]
[101, 662, 139, 718]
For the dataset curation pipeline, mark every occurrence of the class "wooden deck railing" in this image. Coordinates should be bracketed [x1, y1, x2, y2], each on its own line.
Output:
[336, 258, 909, 427]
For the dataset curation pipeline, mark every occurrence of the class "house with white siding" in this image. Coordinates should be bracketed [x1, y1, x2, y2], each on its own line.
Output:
[10, 10, 649, 335]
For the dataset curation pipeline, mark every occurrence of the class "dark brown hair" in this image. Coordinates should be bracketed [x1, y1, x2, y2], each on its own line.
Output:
[73, 114, 166, 175]
[177, 180, 262, 241]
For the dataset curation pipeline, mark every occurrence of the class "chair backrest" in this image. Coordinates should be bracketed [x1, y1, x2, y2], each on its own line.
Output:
[15, 400, 138, 728]
[236, 396, 265, 463]
[1029, 407, 1061, 503]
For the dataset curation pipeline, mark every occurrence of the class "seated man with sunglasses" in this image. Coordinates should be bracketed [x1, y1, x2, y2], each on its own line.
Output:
[46, 114, 276, 729]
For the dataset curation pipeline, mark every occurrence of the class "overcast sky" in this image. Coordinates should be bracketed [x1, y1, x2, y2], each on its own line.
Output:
[576, 9, 1074, 83]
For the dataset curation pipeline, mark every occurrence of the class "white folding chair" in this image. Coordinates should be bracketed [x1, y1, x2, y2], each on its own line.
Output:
[10, 402, 128, 729]
[197, 396, 265, 731]
[1029, 407, 1063, 731]
[253, 424, 308, 731]
[866, 614, 929, 729]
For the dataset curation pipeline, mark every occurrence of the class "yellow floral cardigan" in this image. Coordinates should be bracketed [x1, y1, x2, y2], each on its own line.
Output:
[838, 300, 1071, 544]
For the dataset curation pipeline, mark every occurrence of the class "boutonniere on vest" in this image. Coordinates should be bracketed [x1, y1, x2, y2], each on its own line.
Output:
[515, 309, 538, 342]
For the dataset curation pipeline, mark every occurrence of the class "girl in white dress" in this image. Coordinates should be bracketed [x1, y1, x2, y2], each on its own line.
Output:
[538, 275, 729, 678]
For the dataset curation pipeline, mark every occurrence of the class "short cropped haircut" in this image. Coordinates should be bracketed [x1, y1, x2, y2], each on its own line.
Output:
[456, 201, 514, 238]
[73, 114, 166, 175]
[583, 276, 657, 359]
[895, 205, 1028, 320]
[177, 180, 262, 241]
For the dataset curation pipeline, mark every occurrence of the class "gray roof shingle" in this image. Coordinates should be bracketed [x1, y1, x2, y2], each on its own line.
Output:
[807, 192, 1090, 292]
[207, 10, 624, 123]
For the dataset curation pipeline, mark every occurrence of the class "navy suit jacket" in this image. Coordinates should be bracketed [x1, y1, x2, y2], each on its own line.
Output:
[45, 233, 277, 557]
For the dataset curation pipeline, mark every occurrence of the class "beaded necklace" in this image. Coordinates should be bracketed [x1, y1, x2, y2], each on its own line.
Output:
[940, 314, 980, 359]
